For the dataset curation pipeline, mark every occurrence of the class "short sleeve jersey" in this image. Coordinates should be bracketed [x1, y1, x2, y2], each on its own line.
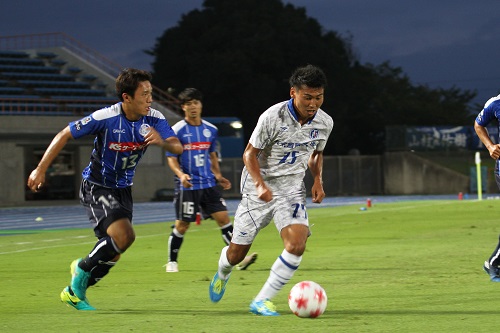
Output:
[69, 102, 176, 188]
[166, 119, 218, 190]
[476, 94, 500, 138]
[475, 94, 500, 170]
[240, 99, 334, 196]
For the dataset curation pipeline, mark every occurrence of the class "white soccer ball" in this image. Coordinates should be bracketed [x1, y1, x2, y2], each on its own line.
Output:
[288, 281, 327, 318]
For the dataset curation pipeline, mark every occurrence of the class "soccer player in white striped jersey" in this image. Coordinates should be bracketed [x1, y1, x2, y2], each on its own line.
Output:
[209, 64, 334, 316]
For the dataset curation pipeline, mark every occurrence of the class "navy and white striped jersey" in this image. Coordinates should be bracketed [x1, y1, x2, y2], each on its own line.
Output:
[475, 94, 500, 171]
[166, 119, 218, 190]
[240, 99, 333, 196]
[69, 102, 176, 188]
[476, 94, 500, 138]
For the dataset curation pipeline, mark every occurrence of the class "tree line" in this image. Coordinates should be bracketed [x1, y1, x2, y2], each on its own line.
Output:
[148, 0, 477, 155]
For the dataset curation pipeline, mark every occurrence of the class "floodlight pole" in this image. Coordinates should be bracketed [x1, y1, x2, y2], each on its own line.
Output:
[475, 152, 482, 201]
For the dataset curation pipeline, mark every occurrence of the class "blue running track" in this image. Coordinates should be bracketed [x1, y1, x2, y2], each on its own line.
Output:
[0, 195, 463, 233]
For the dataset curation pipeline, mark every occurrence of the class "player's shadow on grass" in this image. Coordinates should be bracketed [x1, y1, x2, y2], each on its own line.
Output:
[334, 309, 500, 315]
[98, 309, 282, 316]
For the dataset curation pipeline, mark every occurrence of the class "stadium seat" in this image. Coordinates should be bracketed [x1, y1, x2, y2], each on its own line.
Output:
[36, 52, 58, 59]
[0, 72, 75, 81]
[0, 50, 29, 58]
[0, 48, 113, 117]
[0, 58, 44, 66]
[0, 87, 26, 94]
[34, 87, 106, 97]
[66, 66, 82, 74]
[0, 64, 60, 73]
[50, 59, 67, 67]
[19, 80, 90, 88]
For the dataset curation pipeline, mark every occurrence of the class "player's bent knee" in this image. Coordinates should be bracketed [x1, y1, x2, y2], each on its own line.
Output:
[175, 221, 190, 234]
[285, 243, 306, 256]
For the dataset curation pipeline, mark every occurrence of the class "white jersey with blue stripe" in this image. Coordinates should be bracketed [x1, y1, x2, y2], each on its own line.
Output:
[240, 99, 333, 196]
[69, 102, 176, 188]
[166, 119, 218, 190]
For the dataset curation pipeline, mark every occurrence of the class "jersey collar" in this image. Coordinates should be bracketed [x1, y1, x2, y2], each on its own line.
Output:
[287, 98, 315, 125]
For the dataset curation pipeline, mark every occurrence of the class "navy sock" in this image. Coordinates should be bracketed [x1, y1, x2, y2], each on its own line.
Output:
[168, 228, 183, 262]
[220, 223, 233, 245]
[79, 236, 121, 272]
[87, 260, 116, 287]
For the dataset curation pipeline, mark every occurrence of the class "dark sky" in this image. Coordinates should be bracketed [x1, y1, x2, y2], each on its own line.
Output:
[1, 0, 499, 106]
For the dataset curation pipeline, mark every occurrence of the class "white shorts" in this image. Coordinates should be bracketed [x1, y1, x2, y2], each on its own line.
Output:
[231, 192, 309, 245]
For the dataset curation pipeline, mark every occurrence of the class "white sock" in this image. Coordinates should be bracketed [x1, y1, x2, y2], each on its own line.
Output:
[255, 249, 302, 301]
[218, 246, 234, 280]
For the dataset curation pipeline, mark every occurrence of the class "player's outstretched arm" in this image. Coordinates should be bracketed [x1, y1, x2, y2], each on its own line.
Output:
[308, 150, 325, 204]
[27, 126, 73, 192]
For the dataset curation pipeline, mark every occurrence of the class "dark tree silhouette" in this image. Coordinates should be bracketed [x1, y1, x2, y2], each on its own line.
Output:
[148, 0, 476, 155]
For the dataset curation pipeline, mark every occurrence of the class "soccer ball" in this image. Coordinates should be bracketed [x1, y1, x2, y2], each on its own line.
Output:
[288, 281, 327, 318]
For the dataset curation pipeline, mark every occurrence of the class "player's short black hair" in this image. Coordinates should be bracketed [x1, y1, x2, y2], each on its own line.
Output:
[178, 88, 203, 105]
[116, 68, 152, 101]
[289, 64, 327, 90]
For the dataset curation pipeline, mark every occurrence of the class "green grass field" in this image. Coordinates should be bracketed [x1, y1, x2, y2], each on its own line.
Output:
[1, 199, 499, 332]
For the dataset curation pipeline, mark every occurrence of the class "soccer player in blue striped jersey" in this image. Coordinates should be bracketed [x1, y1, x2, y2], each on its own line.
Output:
[165, 88, 257, 272]
[209, 65, 333, 316]
[27, 68, 183, 310]
[475, 94, 500, 282]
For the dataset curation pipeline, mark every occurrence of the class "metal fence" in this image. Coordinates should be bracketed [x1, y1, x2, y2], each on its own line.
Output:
[218, 155, 383, 198]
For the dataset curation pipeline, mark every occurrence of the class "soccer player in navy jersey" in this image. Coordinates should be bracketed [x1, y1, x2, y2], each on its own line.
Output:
[475, 94, 500, 282]
[164, 88, 257, 272]
[27, 68, 183, 310]
[208, 65, 334, 316]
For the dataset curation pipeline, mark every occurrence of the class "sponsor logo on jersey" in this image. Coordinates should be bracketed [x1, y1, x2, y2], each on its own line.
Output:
[310, 129, 319, 139]
[183, 142, 211, 150]
[113, 129, 126, 134]
[108, 142, 147, 152]
[139, 124, 151, 137]
[275, 140, 317, 149]
[477, 110, 484, 122]
[75, 116, 92, 131]
[280, 126, 288, 132]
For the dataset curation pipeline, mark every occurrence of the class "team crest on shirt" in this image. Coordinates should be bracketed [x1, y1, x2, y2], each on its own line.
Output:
[74, 116, 92, 131]
[310, 129, 319, 139]
[81, 116, 92, 125]
[139, 124, 151, 137]
[203, 129, 212, 138]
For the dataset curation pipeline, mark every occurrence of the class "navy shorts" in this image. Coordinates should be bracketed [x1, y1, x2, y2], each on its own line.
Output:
[79, 179, 133, 239]
[174, 186, 227, 222]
